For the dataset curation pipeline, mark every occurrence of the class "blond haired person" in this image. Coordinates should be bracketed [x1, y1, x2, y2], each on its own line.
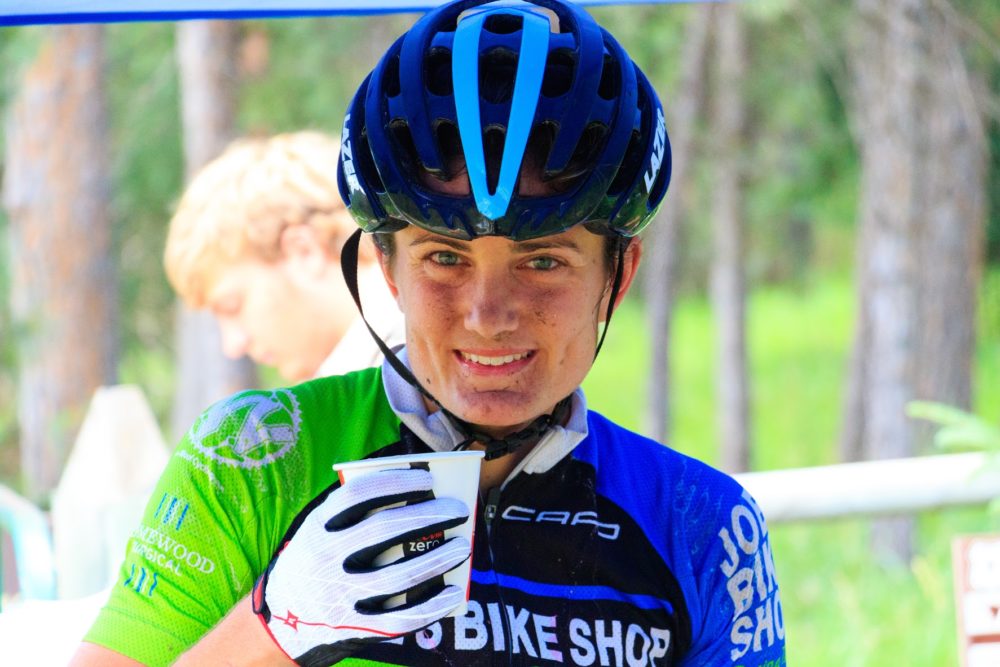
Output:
[164, 131, 403, 381]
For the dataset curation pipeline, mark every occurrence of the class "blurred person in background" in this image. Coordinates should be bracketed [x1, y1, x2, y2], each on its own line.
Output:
[163, 130, 404, 382]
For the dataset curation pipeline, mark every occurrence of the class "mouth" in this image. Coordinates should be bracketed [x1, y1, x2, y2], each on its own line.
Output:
[457, 350, 535, 370]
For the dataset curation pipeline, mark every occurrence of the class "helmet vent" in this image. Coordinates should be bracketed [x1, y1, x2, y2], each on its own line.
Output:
[389, 120, 421, 179]
[541, 48, 575, 98]
[607, 129, 642, 196]
[434, 121, 464, 178]
[597, 53, 619, 101]
[357, 128, 386, 194]
[561, 122, 607, 185]
[481, 47, 518, 104]
[483, 127, 506, 193]
[484, 13, 523, 35]
[383, 53, 401, 97]
[425, 47, 454, 96]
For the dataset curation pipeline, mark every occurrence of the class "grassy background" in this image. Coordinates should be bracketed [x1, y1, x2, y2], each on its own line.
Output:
[584, 270, 1000, 666]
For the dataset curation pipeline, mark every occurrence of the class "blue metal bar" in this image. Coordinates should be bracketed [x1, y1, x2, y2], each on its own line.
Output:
[0, 0, 724, 27]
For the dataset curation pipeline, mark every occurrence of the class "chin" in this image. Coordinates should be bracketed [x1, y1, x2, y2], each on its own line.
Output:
[279, 365, 309, 383]
[449, 393, 550, 433]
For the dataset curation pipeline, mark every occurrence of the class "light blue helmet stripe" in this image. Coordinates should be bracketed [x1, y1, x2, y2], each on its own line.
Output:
[452, 7, 550, 221]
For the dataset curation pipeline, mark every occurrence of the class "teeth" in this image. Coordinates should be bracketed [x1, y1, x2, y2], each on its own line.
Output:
[461, 351, 529, 366]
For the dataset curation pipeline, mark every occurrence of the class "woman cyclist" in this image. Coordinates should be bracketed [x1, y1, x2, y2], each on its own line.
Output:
[75, 0, 785, 665]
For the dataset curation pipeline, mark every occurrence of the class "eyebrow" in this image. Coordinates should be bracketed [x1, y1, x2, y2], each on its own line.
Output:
[409, 234, 470, 251]
[512, 238, 582, 254]
[409, 232, 582, 254]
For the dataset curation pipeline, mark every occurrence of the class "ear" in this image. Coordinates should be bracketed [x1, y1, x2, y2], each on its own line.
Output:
[601, 238, 643, 318]
[279, 225, 330, 279]
[615, 238, 643, 309]
[375, 243, 402, 305]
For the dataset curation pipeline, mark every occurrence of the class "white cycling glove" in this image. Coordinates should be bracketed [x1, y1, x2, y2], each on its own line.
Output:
[252, 467, 471, 666]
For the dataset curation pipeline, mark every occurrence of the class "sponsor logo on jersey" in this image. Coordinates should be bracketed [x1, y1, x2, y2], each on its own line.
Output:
[501, 505, 621, 540]
[132, 524, 217, 577]
[378, 600, 671, 666]
[153, 492, 190, 531]
[719, 490, 785, 661]
[188, 389, 302, 468]
[123, 563, 158, 597]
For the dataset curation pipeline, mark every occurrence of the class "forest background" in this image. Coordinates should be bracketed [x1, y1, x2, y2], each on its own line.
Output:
[0, 0, 999, 664]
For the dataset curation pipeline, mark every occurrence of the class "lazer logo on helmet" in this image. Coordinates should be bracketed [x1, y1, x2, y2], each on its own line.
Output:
[644, 107, 667, 193]
[341, 114, 362, 193]
[501, 505, 621, 540]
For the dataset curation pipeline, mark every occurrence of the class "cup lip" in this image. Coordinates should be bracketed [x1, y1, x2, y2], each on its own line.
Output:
[332, 449, 486, 473]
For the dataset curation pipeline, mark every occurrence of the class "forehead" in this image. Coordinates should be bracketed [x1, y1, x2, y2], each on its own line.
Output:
[398, 224, 604, 254]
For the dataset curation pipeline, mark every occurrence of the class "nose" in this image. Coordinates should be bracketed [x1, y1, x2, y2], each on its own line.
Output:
[463, 269, 520, 340]
[218, 320, 250, 359]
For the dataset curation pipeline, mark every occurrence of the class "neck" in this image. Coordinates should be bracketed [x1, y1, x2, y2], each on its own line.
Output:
[477, 442, 534, 493]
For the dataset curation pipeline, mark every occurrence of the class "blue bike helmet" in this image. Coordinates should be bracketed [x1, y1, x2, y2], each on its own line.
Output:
[338, 0, 671, 241]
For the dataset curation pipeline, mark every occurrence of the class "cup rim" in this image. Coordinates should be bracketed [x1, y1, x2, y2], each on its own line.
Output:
[333, 449, 485, 473]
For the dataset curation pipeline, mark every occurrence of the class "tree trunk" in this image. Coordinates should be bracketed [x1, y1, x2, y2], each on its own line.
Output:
[913, 5, 985, 421]
[838, 277, 869, 463]
[2, 26, 117, 503]
[171, 21, 257, 440]
[643, 5, 713, 444]
[709, 4, 751, 473]
[845, 0, 987, 562]
[850, 0, 928, 563]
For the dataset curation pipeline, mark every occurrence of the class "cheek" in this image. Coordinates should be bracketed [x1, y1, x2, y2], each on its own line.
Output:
[399, 279, 456, 334]
[539, 279, 605, 329]
[247, 279, 298, 335]
[239, 295, 277, 340]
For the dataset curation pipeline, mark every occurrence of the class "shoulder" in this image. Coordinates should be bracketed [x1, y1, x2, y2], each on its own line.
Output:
[577, 410, 748, 513]
[574, 410, 769, 580]
[183, 386, 306, 470]
[574, 413, 785, 664]
[177, 367, 396, 482]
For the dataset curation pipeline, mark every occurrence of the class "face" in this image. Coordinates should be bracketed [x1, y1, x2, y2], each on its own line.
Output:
[379, 225, 641, 437]
[204, 255, 353, 382]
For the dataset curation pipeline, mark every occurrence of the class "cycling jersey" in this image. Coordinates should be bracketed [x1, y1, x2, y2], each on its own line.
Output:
[85, 363, 785, 666]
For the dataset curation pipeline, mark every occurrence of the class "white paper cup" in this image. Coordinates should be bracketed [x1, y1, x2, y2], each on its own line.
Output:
[333, 450, 484, 615]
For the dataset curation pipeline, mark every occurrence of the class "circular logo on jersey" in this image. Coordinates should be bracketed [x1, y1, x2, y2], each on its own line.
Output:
[189, 389, 302, 468]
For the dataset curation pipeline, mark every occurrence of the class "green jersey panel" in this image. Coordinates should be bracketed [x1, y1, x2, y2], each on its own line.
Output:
[85, 368, 401, 666]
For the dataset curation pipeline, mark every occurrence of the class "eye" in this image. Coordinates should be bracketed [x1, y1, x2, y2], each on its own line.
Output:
[430, 250, 462, 266]
[212, 296, 242, 317]
[525, 255, 560, 271]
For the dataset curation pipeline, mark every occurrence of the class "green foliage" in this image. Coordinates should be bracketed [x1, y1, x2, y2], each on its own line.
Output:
[907, 401, 1000, 453]
[988, 108, 1000, 263]
[587, 273, 855, 469]
[106, 23, 184, 374]
[741, 2, 859, 284]
[0, 214, 15, 485]
[239, 15, 419, 134]
[945, 3, 1000, 264]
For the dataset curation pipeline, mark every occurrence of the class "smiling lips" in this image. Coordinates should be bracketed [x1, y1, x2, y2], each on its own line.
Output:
[459, 350, 533, 368]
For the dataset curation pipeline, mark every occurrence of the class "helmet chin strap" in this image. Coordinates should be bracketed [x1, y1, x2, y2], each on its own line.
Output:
[341, 228, 625, 461]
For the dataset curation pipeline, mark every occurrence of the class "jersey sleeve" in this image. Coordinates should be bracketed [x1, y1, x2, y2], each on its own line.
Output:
[84, 389, 305, 666]
[680, 483, 787, 667]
